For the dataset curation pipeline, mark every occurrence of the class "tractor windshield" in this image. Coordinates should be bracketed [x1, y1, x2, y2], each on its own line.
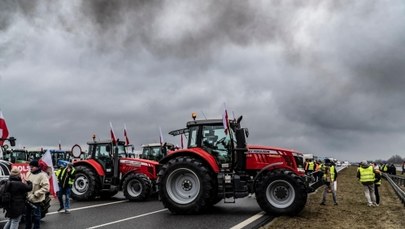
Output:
[141, 145, 166, 161]
[202, 125, 233, 164]
[7, 151, 28, 163]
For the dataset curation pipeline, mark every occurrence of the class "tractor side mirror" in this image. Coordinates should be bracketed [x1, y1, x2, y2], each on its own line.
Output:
[8, 137, 16, 147]
[71, 144, 82, 158]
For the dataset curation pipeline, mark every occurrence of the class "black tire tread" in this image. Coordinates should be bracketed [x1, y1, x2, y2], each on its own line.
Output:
[71, 165, 100, 201]
[158, 156, 214, 214]
[255, 169, 307, 216]
[123, 173, 152, 201]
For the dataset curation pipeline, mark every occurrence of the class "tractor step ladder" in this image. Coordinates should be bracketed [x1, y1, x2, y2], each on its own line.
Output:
[222, 174, 236, 203]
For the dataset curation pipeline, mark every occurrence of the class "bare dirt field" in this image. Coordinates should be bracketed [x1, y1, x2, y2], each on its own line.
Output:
[263, 166, 405, 229]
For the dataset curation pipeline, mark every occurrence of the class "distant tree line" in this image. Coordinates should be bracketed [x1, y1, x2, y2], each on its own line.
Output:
[374, 154, 404, 164]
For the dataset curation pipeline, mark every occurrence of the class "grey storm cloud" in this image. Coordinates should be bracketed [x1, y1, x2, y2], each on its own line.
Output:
[1, 0, 405, 162]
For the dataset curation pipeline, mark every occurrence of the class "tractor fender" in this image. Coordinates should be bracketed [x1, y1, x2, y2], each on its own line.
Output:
[73, 159, 105, 176]
[159, 149, 220, 173]
[253, 162, 300, 192]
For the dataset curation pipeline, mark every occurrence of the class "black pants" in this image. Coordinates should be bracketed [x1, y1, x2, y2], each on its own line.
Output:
[375, 184, 380, 204]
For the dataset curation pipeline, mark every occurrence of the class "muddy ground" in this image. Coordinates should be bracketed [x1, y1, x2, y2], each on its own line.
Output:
[263, 166, 405, 229]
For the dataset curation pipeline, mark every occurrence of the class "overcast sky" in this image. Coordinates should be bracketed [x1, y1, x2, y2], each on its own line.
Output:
[1, 0, 404, 162]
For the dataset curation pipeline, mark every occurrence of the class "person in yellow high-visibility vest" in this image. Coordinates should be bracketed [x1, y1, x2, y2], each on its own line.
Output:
[357, 160, 378, 207]
[320, 159, 338, 206]
[305, 159, 315, 175]
[55, 163, 75, 213]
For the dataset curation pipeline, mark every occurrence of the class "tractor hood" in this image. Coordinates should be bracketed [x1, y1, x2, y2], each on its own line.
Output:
[120, 157, 159, 167]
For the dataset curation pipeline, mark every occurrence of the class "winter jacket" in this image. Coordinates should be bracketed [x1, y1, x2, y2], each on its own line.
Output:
[5, 175, 32, 218]
[26, 169, 50, 203]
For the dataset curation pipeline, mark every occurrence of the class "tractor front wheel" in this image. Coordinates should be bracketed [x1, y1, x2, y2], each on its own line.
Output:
[158, 156, 214, 214]
[71, 165, 99, 200]
[123, 173, 152, 201]
[255, 169, 307, 216]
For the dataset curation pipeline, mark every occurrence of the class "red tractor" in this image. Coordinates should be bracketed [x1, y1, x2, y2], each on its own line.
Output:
[71, 138, 159, 201]
[158, 114, 311, 216]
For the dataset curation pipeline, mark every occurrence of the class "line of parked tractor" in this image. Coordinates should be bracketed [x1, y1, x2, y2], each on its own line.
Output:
[1, 113, 317, 220]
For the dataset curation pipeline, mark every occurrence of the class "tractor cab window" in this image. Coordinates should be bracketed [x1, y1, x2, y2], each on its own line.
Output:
[11, 151, 28, 163]
[202, 126, 232, 164]
[188, 126, 198, 148]
[94, 145, 110, 159]
[141, 146, 164, 161]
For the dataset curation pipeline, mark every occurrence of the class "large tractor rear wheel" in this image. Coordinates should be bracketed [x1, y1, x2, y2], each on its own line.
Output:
[255, 169, 307, 216]
[123, 173, 152, 201]
[71, 165, 99, 200]
[158, 156, 214, 214]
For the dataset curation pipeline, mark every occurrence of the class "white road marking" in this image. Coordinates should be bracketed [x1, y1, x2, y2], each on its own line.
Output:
[47, 200, 129, 215]
[229, 211, 265, 229]
[86, 208, 168, 229]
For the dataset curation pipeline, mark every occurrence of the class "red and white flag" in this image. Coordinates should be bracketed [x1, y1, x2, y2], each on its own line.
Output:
[0, 111, 9, 146]
[222, 103, 230, 135]
[159, 127, 164, 146]
[40, 150, 59, 197]
[110, 122, 117, 145]
[124, 124, 130, 145]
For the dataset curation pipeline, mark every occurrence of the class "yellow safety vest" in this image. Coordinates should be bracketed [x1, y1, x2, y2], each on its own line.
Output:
[322, 165, 335, 182]
[55, 167, 76, 186]
[307, 162, 315, 171]
[359, 166, 374, 183]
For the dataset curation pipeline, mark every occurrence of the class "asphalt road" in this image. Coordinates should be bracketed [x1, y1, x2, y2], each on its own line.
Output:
[0, 193, 270, 229]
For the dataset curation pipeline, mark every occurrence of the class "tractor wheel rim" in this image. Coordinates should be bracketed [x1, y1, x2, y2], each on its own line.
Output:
[266, 179, 295, 208]
[166, 168, 200, 204]
[74, 175, 89, 194]
[127, 179, 142, 197]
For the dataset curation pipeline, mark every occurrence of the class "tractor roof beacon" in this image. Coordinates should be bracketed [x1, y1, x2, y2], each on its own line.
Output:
[158, 114, 311, 216]
[71, 138, 160, 201]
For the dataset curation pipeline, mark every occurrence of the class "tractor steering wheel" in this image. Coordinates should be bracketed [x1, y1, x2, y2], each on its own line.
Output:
[215, 137, 227, 147]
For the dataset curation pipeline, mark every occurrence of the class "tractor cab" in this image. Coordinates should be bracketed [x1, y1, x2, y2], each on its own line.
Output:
[87, 140, 126, 177]
[49, 150, 72, 168]
[168, 115, 249, 172]
[140, 143, 175, 161]
[3, 149, 29, 163]
[28, 150, 44, 161]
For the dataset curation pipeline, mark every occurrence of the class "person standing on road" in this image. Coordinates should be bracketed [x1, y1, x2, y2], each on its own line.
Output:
[3, 167, 32, 229]
[25, 160, 50, 229]
[320, 159, 338, 206]
[357, 160, 378, 207]
[55, 163, 75, 213]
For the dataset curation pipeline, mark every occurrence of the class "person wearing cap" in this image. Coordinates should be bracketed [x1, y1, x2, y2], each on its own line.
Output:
[25, 160, 50, 229]
[55, 163, 75, 213]
[320, 158, 338, 206]
[3, 167, 32, 229]
[357, 160, 378, 207]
